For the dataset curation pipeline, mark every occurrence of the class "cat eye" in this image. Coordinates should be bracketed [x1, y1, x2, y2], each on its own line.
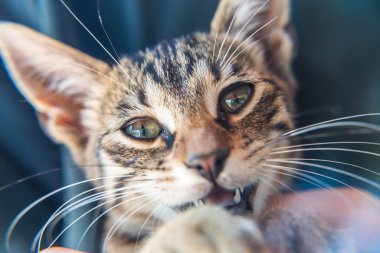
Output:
[219, 82, 253, 113]
[123, 118, 161, 140]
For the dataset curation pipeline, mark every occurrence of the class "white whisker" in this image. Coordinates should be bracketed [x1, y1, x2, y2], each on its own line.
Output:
[258, 170, 298, 195]
[34, 181, 153, 251]
[77, 193, 156, 249]
[287, 121, 380, 137]
[274, 141, 380, 151]
[222, 16, 278, 70]
[264, 163, 380, 208]
[45, 189, 150, 250]
[96, 0, 122, 61]
[73, 62, 127, 90]
[284, 113, 380, 136]
[289, 128, 379, 141]
[270, 157, 380, 177]
[59, 0, 136, 85]
[134, 205, 161, 249]
[270, 147, 380, 159]
[268, 160, 380, 191]
[216, 1, 244, 62]
[220, 0, 269, 65]
[5, 175, 134, 252]
[0, 168, 61, 192]
[263, 164, 354, 208]
[102, 198, 160, 253]
[212, 24, 219, 62]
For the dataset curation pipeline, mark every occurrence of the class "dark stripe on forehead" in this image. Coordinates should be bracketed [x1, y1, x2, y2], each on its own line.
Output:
[210, 63, 221, 82]
[138, 89, 149, 107]
[163, 58, 184, 86]
[116, 102, 134, 116]
[183, 49, 196, 76]
[144, 61, 164, 84]
[184, 35, 200, 48]
[159, 40, 178, 58]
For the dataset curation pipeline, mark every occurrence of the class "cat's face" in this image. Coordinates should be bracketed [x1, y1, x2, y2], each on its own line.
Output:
[0, 0, 295, 218]
[95, 32, 295, 213]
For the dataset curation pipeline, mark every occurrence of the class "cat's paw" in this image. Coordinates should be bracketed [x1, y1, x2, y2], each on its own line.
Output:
[140, 206, 271, 253]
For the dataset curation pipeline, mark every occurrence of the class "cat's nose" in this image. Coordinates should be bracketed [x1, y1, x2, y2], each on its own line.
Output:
[187, 148, 229, 181]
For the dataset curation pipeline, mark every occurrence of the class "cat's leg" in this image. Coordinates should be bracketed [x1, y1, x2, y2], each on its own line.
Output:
[140, 206, 271, 253]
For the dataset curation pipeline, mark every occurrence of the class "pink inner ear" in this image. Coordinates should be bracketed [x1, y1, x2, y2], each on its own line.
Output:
[36, 91, 86, 129]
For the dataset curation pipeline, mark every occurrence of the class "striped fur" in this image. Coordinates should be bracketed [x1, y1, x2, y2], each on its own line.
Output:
[0, 0, 350, 252]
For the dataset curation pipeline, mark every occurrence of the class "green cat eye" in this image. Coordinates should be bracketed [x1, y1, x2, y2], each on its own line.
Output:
[219, 83, 253, 113]
[123, 118, 161, 140]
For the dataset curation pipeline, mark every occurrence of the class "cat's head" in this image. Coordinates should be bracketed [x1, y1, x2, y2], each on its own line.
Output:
[0, 0, 296, 216]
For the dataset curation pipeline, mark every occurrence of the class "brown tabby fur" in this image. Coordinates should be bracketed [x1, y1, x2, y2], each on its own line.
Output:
[0, 0, 352, 252]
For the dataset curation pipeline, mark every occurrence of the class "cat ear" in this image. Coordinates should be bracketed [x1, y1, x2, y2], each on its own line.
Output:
[211, 0, 296, 90]
[0, 23, 111, 160]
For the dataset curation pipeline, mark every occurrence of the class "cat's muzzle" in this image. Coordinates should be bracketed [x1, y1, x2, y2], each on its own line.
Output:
[179, 183, 258, 214]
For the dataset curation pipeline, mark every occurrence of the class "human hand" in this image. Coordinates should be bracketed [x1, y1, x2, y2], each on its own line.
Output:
[41, 247, 86, 253]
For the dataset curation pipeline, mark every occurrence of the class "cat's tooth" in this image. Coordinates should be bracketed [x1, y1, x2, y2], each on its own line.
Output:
[199, 200, 205, 206]
[193, 201, 199, 207]
[239, 187, 244, 194]
[234, 189, 242, 204]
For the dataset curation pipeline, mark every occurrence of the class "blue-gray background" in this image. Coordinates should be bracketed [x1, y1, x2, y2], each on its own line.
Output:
[0, 0, 379, 252]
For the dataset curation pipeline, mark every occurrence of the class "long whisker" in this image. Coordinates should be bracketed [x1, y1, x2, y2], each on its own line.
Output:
[274, 141, 380, 150]
[220, 0, 269, 65]
[0, 168, 61, 192]
[267, 160, 380, 191]
[254, 174, 279, 192]
[270, 147, 380, 159]
[257, 170, 298, 195]
[76, 193, 156, 249]
[45, 189, 151, 251]
[35, 188, 124, 250]
[134, 205, 161, 249]
[34, 181, 154, 251]
[262, 164, 354, 208]
[222, 16, 277, 70]
[216, 1, 244, 61]
[287, 128, 380, 142]
[59, 0, 136, 85]
[96, 0, 121, 61]
[212, 24, 219, 62]
[5, 175, 134, 252]
[263, 163, 380, 208]
[284, 113, 380, 136]
[0, 163, 141, 193]
[73, 62, 127, 90]
[41, 181, 143, 243]
[102, 198, 160, 253]
[286, 121, 380, 137]
[262, 128, 380, 158]
[270, 157, 380, 177]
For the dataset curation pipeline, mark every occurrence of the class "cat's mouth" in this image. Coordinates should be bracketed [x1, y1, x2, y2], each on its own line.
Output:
[178, 184, 257, 214]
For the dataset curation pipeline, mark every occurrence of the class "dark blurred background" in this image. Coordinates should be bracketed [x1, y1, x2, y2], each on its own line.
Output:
[0, 0, 379, 252]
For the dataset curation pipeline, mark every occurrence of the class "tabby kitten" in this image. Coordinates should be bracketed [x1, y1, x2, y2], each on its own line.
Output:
[0, 0, 350, 252]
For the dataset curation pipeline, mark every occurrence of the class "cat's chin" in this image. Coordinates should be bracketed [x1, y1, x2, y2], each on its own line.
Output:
[176, 183, 258, 215]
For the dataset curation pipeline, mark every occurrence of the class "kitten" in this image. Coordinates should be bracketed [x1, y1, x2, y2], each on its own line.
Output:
[0, 0, 352, 252]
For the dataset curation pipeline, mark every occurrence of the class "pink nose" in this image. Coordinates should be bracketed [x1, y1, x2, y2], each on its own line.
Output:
[187, 148, 229, 181]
